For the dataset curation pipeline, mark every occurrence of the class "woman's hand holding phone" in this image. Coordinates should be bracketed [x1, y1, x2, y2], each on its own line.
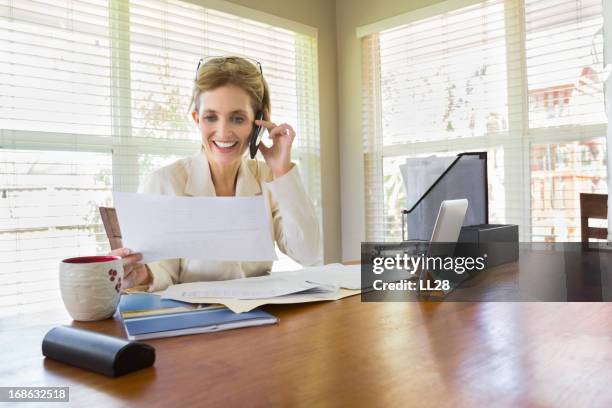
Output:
[255, 111, 295, 178]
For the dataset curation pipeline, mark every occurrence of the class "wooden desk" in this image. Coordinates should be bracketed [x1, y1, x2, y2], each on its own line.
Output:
[2, 259, 612, 407]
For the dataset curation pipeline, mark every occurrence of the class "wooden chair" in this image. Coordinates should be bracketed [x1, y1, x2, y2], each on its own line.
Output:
[99, 207, 123, 250]
[579, 193, 608, 245]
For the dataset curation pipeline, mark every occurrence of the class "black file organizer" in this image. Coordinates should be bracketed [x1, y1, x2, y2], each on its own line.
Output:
[401, 152, 489, 241]
[401, 152, 518, 267]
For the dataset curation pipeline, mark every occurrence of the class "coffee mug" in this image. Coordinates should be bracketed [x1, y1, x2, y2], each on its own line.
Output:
[59, 256, 124, 321]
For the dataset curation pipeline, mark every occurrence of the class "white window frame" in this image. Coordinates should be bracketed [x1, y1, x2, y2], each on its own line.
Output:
[359, 0, 608, 242]
[1, 0, 322, 286]
[1, 0, 320, 195]
[2, 0, 189, 194]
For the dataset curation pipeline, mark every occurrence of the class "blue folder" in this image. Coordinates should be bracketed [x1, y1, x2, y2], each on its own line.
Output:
[122, 301, 278, 340]
[119, 293, 195, 311]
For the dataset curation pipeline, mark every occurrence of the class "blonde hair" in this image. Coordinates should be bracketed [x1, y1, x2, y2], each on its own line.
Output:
[190, 56, 271, 116]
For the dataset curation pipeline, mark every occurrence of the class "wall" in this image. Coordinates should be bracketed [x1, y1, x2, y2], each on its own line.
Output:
[335, 0, 446, 260]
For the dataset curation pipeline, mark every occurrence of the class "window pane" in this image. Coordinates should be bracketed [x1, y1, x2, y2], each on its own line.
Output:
[128, 1, 305, 142]
[382, 156, 407, 241]
[525, 0, 608, 128]
[1, 0, 322, 315]
[531, 137, 607, 241]
[363, 0, 609, 244]
[0, 149, 112, 316]
[378, 0, 509, 145]
[0, 0, 112, 135]
[138, 153, 184, 186]
[129, 0, 196, 141]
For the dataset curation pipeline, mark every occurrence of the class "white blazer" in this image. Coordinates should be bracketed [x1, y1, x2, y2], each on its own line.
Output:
[138, 152, 321, 291]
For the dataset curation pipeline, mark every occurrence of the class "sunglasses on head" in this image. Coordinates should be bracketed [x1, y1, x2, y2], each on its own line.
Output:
[195, 56, 263, 80]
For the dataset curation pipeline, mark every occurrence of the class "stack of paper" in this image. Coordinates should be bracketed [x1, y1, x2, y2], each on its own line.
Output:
[273, 264, 362, 290]
[165, 275, 339, 300]
[160, 264, 363, 313]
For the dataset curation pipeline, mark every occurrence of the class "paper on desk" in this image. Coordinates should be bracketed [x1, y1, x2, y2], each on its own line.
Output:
[162, 274, 338, 300]
[272, 264, 362, 290]
[160, 288, 362, 314]
[113, 192, 277, 263]
[159, 263, 363, 313]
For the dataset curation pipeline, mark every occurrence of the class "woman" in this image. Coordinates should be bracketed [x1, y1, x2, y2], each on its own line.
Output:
[111, 56, 320, 291]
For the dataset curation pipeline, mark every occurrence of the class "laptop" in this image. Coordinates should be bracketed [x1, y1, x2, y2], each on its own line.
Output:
[429, 199, 469, 243]
[418, 199, 469, 296]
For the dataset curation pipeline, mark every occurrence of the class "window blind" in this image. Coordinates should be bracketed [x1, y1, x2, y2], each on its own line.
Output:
[361, 0, 608, 243]
[525, 0, 607, 241]
[0, 0, 320, 316]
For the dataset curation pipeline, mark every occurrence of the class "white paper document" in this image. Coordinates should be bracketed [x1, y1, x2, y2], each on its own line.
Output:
[400, 156, 456, 210]
[113, 192, 277, 263]
[273, 264, 362, 290]
[162, 274, 338, 300]
[155, 288, 361, 314]
[159, 263, 363, 313]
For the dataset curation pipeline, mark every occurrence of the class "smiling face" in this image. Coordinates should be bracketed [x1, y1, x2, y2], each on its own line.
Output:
[192, 84, 255, 168]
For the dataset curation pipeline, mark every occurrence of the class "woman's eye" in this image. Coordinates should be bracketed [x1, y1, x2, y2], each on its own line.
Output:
[203, 115, 216, 122]
[232, 116, 245, 124]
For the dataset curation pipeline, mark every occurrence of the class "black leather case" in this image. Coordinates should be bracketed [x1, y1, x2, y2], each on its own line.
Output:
[42, 326, 155, 377]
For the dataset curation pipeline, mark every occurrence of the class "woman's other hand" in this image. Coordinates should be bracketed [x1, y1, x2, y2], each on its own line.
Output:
[255, 111, 295, 178]
[108, 248, 152, 289]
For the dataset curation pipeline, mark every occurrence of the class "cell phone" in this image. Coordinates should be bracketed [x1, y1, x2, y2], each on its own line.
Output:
[249, 111, 265, 159]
